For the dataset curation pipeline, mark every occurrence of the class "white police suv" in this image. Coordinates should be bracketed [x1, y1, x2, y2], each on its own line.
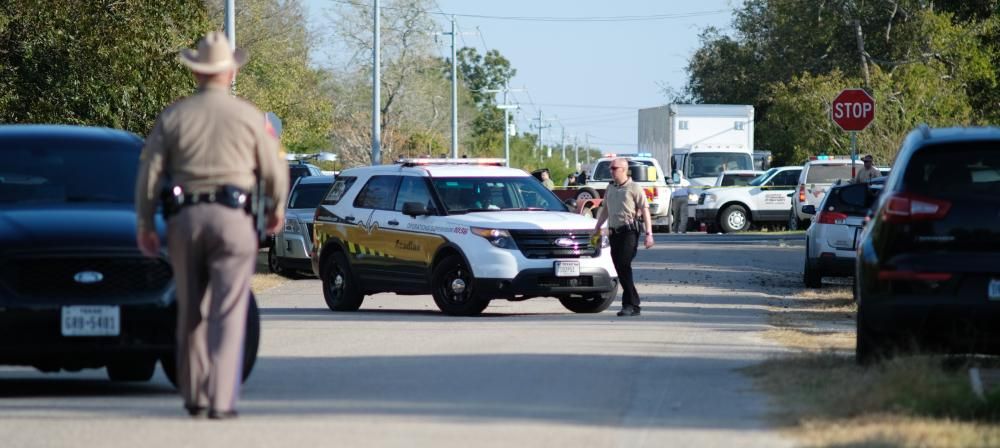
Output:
[694, 166, 802, 232]
[310, 159, 619, 316]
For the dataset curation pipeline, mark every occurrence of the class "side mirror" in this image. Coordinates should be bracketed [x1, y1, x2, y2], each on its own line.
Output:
[671, 170, 681, 184]
[801, 205, 816, 215]
[402, 201, 430, 217]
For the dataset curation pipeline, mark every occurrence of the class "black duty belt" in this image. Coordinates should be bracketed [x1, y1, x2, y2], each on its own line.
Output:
[161, 185, 251, 218]
[610, 223, 639, 235]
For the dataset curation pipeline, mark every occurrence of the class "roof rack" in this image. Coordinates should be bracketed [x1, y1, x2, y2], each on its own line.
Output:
[396, 158, 506, 167]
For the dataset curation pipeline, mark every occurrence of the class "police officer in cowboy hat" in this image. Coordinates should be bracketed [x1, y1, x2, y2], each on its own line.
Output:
[135, 31, 288, 419]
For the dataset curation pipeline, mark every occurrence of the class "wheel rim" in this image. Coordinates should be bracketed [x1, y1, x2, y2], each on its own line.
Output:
[727, 210, 746, 230]
[789, 212, 798, 230]
[577, 192, 594, 201]
[438, 265, 471, 304]
[268, 248, 281, 272]
[326, 267, 345, 301]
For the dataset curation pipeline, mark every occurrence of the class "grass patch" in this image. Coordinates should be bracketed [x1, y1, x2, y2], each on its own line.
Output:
[755, 279, 1000, 446]
[251, 273, 287, 294]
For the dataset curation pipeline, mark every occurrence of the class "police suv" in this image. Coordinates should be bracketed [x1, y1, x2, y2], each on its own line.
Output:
[310, 159, 620, 316]
[694, 166, 802, 233]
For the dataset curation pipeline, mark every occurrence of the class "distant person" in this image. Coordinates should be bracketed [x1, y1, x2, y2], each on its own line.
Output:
[853, 155, 881, 183]
[669, 185, 689, 234]
[565, 173, 577, 187]
[540, 170, 555, 190]
[576, 171, 588, 186]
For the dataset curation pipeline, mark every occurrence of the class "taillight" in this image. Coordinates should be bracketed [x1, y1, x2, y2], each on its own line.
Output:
[816, 210, 848, 225]
[881, 192, 951, 223]
[644, 187, 655, 201]
[878, 271, 953, 282]
[798, 184, 806, 202]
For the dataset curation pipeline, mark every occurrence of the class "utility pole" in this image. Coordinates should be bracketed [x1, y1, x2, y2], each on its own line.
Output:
[560, 124, 566, 162]
[224, 0, 235, 90]
[585, 133, 591, 165]
[449, 17, 458, 157]
[484, 86, 522, 167]
[855, 20, 871, 89]
[573, 135, 579, 169]
[533, 110, 552, 161]
[372, 0, 382, 165]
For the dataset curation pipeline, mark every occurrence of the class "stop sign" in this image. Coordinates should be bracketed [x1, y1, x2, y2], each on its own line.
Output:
[831, 89, 876, 131]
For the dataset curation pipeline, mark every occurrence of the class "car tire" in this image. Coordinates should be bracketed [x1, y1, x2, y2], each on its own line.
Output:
[803, 244, 822, 288]
[322, 251, 364, 311]
[575, 188, 600, 203]
[559, 283, 617, 313]
[107, 356, 157, 382]
[267, 246, 287, 276]
[161, 293, 261, 388]
[856, 305, 883, 366]
[719, 205, 750, 233]
[431, 255, 490, 316]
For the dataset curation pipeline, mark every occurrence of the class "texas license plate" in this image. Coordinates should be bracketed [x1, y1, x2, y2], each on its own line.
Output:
[61, 306, 120, 336]
[989, 279, 1000, 301]
[554, 261, 580, 277]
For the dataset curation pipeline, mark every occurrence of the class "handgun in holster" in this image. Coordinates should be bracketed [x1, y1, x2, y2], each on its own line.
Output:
[250, 171, 275, 246]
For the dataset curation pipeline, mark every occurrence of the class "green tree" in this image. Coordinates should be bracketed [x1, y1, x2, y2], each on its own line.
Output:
[0, 0, 210, 133]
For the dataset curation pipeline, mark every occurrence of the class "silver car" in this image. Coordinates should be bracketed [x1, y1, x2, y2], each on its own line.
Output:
[802, 178, 883, 288]
[268, 175, 334, 277]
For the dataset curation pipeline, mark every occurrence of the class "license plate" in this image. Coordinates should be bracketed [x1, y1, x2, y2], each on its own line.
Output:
[554, 261, 580, 278]
[990, 279, 1000, 301]
[61, 306, 120, 336]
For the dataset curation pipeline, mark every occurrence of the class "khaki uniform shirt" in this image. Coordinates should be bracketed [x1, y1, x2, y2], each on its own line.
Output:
[134, 84, 289, 232]
[604, 179, 647, 229]
[853, 165, 881, 184]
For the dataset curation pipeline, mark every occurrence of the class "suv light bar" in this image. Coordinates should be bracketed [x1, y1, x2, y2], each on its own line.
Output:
[397, 158, 506, 167]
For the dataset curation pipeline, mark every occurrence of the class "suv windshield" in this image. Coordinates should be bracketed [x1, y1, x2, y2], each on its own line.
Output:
[686, 153, 753, 179]
[748, 168, 778, 186]
[592, 160, 656, 181]
[432, 177, 566, 213]
[806, 164, 855, 183]
[0, 139, 139, 204]
[289, 182, 333, 209]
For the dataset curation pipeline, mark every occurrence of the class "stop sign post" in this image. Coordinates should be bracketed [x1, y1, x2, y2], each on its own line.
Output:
[831, 88, 876, 176]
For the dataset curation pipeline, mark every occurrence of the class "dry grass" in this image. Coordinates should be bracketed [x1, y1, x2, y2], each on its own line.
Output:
[251, 273, 287, 294]
[754, 280, 1000, 446]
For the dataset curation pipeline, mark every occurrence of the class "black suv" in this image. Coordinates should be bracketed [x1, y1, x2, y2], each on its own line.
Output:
[856, 126, 1000, 364]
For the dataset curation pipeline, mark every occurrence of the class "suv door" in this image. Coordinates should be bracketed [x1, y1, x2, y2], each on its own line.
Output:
[348, 175, 400, 282]
[752, 169, 800, 221]
[383, 175, 448, 290]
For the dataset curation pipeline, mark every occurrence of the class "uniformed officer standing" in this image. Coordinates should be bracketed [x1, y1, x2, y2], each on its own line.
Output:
[853, 154, 881, 183]
[134, 32, 288, 419]
[594, 158, 654, 317]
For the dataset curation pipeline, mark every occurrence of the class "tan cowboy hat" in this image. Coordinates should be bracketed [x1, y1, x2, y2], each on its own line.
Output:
[179, 31, 248, 74]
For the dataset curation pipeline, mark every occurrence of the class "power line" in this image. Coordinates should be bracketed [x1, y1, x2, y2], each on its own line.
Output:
[329, 0, 727, 23]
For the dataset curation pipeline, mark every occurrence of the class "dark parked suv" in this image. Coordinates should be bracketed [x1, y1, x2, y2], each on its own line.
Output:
[855, 126, 1000, 364]
[0, 125, 259, 384]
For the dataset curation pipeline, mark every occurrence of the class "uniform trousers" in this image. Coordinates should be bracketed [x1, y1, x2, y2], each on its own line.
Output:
[610, 229, 640, 310]
[670, 196, 688, 233]
[167, 203, 256, 412]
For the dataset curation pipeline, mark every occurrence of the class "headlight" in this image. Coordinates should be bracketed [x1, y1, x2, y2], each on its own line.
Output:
[284, 217, 301, 234]
[471, 227, 517, 249]
[703, 193, 717, 203]
[688, 193, 700, 203]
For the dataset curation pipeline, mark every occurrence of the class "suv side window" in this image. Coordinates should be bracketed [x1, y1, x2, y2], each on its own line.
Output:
[394, 176, 436, 212]
[353, 175, 399, 210]
[322, 176, 356, 205]
[769, 170, 799, 188]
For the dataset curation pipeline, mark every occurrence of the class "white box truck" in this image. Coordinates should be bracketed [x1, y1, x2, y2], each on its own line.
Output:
[639, 104, 755, 229]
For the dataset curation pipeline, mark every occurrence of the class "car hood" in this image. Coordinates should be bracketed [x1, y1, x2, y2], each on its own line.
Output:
[444, 211, 596, 231]
[0, 204, 164, 251]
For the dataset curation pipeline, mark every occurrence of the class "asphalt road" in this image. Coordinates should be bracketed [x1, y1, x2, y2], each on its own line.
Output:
[0, 234, 804, 448]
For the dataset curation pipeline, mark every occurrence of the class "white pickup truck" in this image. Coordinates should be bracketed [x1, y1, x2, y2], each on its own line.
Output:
[694, 166, 802, 233]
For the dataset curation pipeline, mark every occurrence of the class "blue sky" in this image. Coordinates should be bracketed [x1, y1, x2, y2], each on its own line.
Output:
[304, 0, 737, 152]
